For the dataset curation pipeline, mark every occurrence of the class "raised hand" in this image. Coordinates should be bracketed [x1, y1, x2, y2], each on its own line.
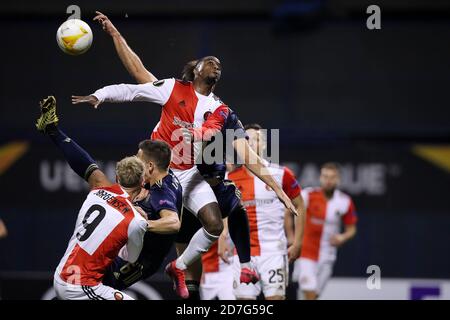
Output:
[93, 11, 120, 37]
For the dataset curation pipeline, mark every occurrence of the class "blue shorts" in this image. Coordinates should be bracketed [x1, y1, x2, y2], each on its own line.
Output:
[212, 180, 241, 218]
[176, 179, 242, 243]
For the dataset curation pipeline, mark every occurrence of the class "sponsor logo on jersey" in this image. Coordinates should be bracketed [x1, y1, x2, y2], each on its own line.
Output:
[310, 216, 325, 225]
[242, 199, 275, 207]
[173, 116, 193, 129]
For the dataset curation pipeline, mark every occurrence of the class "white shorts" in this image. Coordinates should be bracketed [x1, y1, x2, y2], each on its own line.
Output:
[172, 166, 217, 216]
[293, 258, 334, 296]
[200, 263, 235, 300]
[233, 254, 288, 299]
[54, 274, 133, 300]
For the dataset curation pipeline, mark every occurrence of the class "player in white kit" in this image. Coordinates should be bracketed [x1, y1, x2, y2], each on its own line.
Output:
[36, 96, 149, 300]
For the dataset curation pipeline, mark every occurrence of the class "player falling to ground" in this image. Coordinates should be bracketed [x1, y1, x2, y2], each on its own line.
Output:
[37, 103, 182, 294]
[71, 11, 297, 299]
[222, 123, 306, 300]
[292, 162, 358, 300]
[36, 96, 149, 300]
[102, 140, 183, 291]
[36, 101, 182, 293]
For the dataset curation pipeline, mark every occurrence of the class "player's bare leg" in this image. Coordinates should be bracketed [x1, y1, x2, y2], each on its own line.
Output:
[196, 203, 224, 237]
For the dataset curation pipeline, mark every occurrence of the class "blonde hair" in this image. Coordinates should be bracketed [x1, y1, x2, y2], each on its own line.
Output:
[116, 156, 145, 188]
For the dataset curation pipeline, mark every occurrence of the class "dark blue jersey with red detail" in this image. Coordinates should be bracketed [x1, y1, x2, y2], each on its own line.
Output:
[197, 107, 247, 180]
[103, 170, 182, 290]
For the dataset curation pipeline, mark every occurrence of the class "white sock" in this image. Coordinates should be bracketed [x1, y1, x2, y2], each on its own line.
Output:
[241, 262, 252, 269]
[176, 228, 218, 270]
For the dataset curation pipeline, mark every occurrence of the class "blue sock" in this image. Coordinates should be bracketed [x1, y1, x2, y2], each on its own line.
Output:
[47, 124, 98, 181]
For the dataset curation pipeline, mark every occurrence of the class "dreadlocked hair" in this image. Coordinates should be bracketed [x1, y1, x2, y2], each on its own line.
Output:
[181, 59, 199, 82]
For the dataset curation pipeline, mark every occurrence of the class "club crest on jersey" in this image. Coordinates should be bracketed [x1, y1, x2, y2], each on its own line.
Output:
[159, 199, 174, 206]
[178, 100, 186, 107]
[114, 291, 124, 300]
[203, 111, 212, 121]
[153, 80, 165, 87]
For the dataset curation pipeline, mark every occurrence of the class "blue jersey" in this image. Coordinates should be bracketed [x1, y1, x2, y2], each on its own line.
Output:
[197, 107, 247, 180]
[103, 170, 182, 290]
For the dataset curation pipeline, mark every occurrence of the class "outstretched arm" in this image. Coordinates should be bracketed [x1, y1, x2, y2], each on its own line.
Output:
[93, 11, 157, 84]
[72, 79, 175, 108]
[232, 138, 298, 216]
[185, 106, 297, 216]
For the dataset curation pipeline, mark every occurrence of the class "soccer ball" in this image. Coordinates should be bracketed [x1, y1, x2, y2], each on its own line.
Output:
[56, 19, 93, 55]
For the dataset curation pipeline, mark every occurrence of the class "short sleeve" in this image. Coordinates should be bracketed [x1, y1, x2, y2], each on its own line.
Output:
[282, 166, 301, 200]
[145, 78, 176, 105]
[150, 188, 179, 214]
[124, 217, 147, 263]
[342, 199, 358, 225]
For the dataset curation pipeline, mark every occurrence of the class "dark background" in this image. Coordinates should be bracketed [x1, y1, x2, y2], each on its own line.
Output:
[0, 0, 449, 296]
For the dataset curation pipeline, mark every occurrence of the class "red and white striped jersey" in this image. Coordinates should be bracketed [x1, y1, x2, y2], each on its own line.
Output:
[227, 162, 301, 256]
[201, 238, 234, 273]
[300, 187, 358, 263]
[93, 78, 229, 170]
[55, 184, 148, 286]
